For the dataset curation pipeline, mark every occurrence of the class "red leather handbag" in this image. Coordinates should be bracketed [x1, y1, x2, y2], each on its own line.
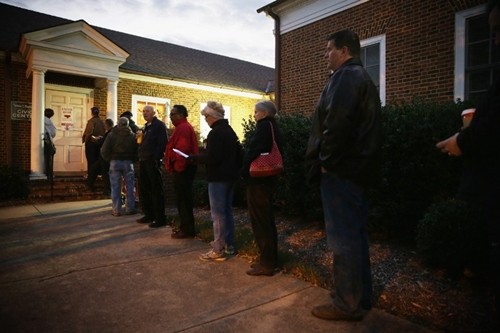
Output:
[249, 123, 284, 177]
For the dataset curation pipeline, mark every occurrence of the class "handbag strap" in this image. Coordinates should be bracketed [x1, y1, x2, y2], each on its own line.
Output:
[268, 122, 277, 145]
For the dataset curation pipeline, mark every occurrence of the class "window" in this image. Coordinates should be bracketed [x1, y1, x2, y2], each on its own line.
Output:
[199, 103, 231, 141]
[131, 95, 171, 128]
[361, 35, 386, 105]
[464, 13, 500, 103]
[454, 4, 499, 102]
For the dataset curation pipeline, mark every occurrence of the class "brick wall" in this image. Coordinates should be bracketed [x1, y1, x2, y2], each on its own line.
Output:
[278, 0, 487, 116]
[1, 57, 32, 170]
[117, 78, 259, 141]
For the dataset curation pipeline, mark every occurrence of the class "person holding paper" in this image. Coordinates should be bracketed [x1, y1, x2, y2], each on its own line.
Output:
[164, 105, 199, 238]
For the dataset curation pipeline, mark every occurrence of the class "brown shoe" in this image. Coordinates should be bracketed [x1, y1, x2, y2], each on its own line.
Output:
[246, 264, 274, 276]
[171, 230, 195, 239]
[311, 304, 363, 321]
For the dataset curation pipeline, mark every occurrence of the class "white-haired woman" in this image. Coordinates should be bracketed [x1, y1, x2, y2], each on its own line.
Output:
[241, 101, 284, 276]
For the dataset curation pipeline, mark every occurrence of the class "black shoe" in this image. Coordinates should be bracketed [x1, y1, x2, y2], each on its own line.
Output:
[171, 230, 195, 239]
[246, 264, 274, 276]
[136, 216, 153, 224]
[149, 221, 167, 228]
[311, 304, 363, 321]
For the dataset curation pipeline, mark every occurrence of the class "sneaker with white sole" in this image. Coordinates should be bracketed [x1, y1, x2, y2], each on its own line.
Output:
[199, 250, 227, 262]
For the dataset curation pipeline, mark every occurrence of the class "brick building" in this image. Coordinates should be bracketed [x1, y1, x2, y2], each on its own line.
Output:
[0, 3, 274, 179]
[258, 0, 494, 114]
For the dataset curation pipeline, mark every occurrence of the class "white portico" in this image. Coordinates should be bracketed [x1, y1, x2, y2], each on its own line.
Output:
[19, 20, 128, 179]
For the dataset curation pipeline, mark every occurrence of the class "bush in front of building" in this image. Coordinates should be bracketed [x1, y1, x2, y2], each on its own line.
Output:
[369, 99, 470, 242]
[416, 198, 489, 274]
[0, 165, 30, 201]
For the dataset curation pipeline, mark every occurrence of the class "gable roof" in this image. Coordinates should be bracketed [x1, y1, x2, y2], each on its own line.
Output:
[0, 2, 274, 93]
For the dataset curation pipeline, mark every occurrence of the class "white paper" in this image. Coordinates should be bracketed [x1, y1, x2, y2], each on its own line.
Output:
[173, 148, 189, 158]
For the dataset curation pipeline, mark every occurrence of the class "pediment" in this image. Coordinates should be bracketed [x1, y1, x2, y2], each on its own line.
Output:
[19, 20, 129, 80]
[20, 20, 128, 58]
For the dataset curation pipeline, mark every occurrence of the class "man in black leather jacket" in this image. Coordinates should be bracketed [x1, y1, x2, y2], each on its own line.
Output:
[306, 29, 382, 322]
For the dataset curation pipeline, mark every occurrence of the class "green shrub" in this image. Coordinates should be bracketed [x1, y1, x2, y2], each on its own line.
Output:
[416, 199, 488, 274]
[370, 99, 470, 241]
[240, 99, 474, 241]
[0, 165, 30, 200]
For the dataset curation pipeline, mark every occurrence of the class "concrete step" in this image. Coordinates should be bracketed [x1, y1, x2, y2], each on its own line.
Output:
[28, 177, 109, 203]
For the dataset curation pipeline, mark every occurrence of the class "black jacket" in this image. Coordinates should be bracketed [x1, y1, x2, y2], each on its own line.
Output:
[305, 57, 382, 188]
[138, 117, 168, 162]
[456, 77, 500, 202]
[196, 119, 241, 182]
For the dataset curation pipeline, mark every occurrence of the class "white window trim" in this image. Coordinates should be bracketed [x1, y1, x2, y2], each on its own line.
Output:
[131, 94, 171, 124]
[361, 34, 386, 106]
[199, 103, 231, 141]
[454, 4, 487, 102]
[276, 0, 369, 34]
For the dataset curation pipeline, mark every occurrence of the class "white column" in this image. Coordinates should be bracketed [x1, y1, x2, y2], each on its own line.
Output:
[30, 68, 46, 180]
[106, 79, 118, 122]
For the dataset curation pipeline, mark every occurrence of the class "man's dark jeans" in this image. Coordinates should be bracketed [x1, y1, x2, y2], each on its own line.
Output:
[320, 173, 372, 314]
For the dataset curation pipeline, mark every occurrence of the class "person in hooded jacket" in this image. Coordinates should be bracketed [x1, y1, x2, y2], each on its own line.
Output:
[101, 117, 138, 216]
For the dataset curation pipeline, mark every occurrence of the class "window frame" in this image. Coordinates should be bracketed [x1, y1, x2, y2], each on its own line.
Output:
[455, 4, 488, 102]
[131, 95, 171, 128]
[360, 34, 386, 105]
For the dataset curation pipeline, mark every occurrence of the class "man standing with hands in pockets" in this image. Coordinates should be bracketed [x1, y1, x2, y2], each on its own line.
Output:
[305, 29, 382, 321]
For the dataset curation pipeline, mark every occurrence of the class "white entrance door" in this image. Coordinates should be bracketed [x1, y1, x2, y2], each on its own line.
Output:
[45, 89, 90, 173]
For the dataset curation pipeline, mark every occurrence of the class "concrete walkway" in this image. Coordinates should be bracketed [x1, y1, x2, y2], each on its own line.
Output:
[0, 200, 438, 333]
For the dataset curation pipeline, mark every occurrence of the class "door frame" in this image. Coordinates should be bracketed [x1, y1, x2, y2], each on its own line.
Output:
[45, 84, 94, 176]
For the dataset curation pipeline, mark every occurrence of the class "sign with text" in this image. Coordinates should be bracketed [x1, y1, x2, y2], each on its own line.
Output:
[61, 106, 74, 130]
[11, 102, 31, 120]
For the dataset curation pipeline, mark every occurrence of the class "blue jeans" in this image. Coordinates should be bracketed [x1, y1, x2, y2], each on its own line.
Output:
[208, 182, 235, 253]
[320, 173, 372, 314]
[109, 160, 135, 214]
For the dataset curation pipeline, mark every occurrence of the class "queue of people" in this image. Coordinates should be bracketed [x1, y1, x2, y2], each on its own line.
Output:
[43, 5, 500, 322]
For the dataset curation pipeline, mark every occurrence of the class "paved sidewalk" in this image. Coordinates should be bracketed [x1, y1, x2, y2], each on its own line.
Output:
[0, 200, 437, 333]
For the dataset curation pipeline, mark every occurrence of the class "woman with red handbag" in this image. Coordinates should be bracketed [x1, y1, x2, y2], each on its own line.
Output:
[241, 101, 284, 276]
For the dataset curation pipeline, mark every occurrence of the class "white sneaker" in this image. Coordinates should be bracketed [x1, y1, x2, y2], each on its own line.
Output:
[199, 250, 227, 262]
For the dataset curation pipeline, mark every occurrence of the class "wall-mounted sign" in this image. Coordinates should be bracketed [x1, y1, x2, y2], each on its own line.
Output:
[11, 102, 31, 120]
[61, 106, 74, 130]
